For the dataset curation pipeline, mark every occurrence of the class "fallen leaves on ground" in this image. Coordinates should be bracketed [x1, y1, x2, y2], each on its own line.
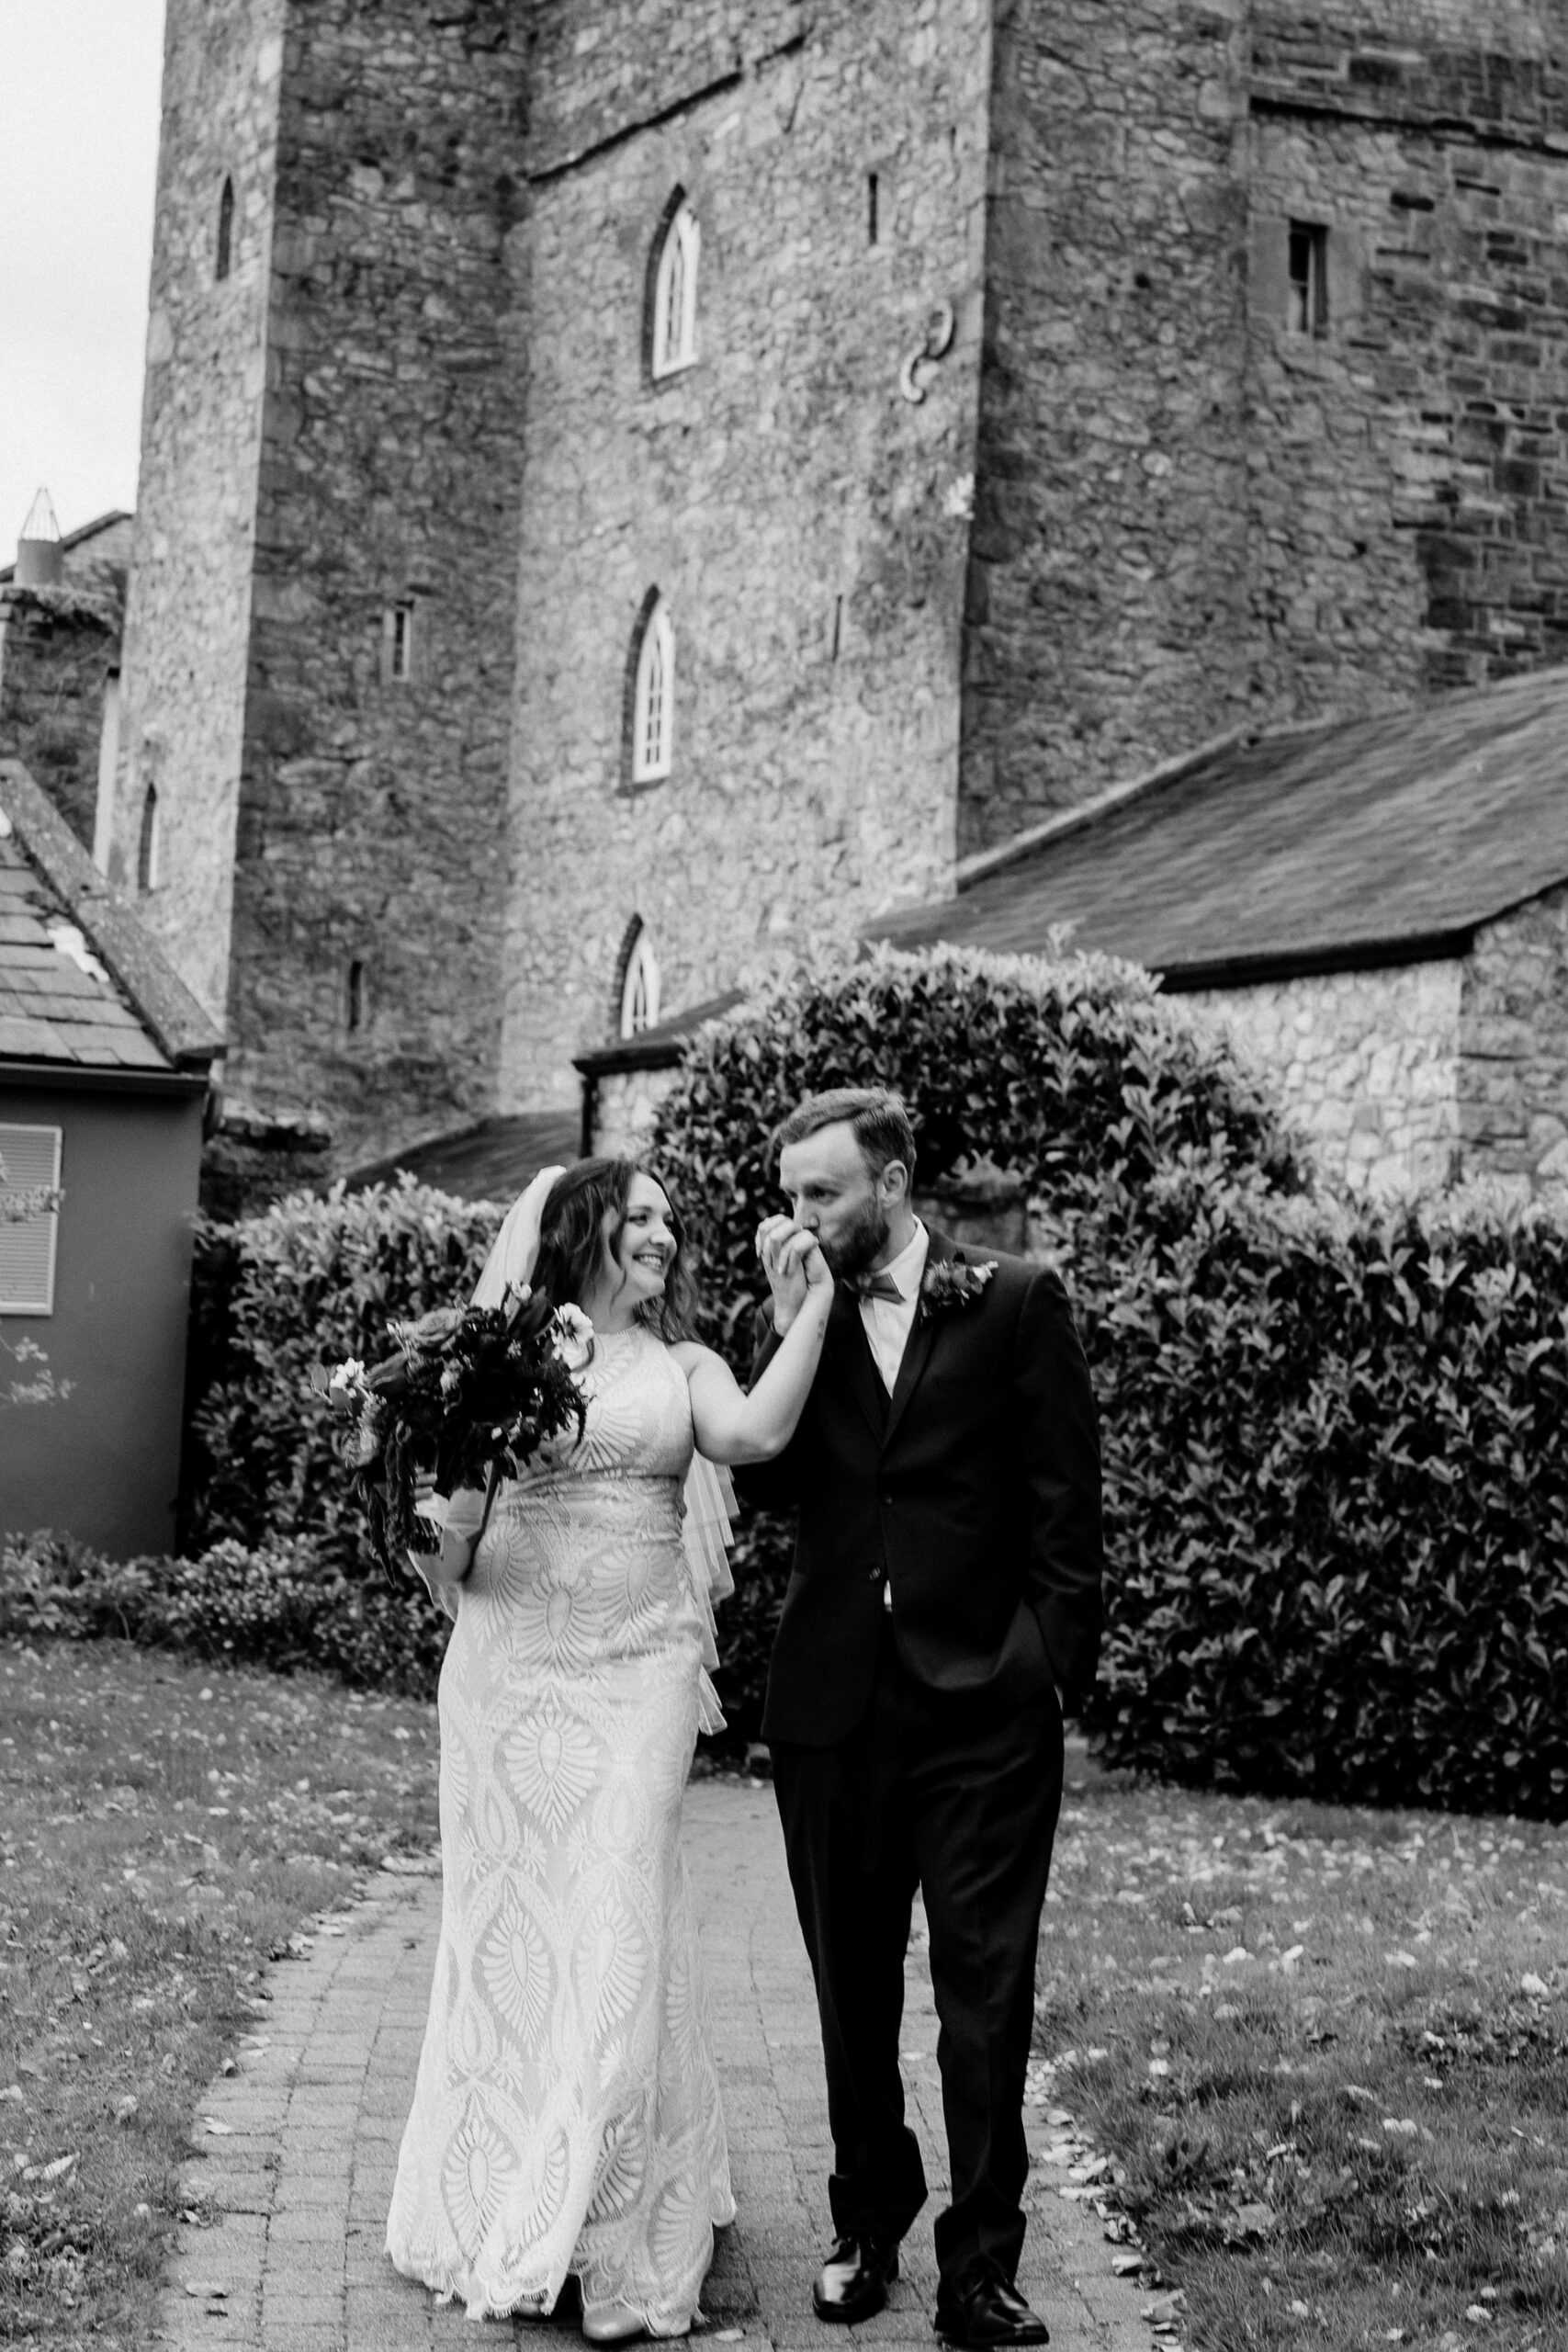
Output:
[1031, 1764, 1568, 2351]
[0, 1634, 439, 2347]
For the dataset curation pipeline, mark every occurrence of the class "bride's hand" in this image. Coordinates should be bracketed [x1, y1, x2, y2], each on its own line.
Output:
[798, 1233, 833, 1309]
[413, 1525, 477, 1589]
[757, 1215, 818, 1334]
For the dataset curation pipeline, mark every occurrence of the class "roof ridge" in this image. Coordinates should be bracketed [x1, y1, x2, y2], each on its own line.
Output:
[953, 724, 1253, 891]
[0, 759, 223, 1070]
[953, 666, 1568, 896]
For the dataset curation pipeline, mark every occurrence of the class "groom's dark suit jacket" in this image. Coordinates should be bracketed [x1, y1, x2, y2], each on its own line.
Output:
[742, 1231, 1103, 1748]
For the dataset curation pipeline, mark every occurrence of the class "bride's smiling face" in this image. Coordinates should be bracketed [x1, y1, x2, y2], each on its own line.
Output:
[603, 1171, 677, 1307]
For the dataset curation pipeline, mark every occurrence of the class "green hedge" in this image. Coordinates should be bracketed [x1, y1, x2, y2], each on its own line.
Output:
[646, 942, 1308, 1742]
[171, 946, 1568, 1815]
[183, 1177, 503, 1566]
[0, 1531, 446, 1696]
[1077, 1174, 1568, 1816]
[651, 942, 1304, 1366]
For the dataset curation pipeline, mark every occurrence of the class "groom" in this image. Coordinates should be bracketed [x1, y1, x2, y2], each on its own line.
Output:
[741, 1089, 1102, 2349]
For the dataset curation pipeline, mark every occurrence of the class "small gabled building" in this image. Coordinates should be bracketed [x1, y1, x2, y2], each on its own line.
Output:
[1, 758, 221, 1556]
[869, 672, 1568, 1200]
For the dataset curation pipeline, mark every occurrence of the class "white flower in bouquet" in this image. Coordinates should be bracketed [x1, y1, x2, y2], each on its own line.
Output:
[551, 1303, 595, 1371]
[328, 1357, 369, 1402]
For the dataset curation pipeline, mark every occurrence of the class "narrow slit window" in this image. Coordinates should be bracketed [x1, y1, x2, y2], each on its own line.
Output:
[0, 1123, 62, 1317]
[868, 173, 879, 246]
[631, 598, 674, 785]
[1287, 221, 1328, 336]
[137, 786, 160, 892]
[619, 928, 661, 1040]
[387, 601, 414, 683]
[650, 200, 700, 379]
[830, 594, 842, 661]
[217, 175, 235, 282]
[346, 959, 366, 1035]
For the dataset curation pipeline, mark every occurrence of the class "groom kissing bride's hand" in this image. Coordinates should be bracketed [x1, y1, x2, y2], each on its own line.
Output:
[739, 1088, 1104, 2351]
[753, 1211, 822, 1330]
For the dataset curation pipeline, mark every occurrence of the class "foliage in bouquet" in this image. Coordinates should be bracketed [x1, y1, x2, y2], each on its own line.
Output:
[321, 1288, 589, 1573]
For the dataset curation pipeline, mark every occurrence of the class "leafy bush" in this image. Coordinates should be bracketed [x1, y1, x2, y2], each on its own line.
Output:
[651, 944, 1304, 1368]
[173, 947, 1568, 1814]
[0, 1530, 447, 1696]
[648, 942, 1308, 1742]
[183, 1177, 503, 1564]
[1077, 1173, 1568, 1816]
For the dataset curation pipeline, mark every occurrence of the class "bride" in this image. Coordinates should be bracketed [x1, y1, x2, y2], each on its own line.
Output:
[386, 1158, 831, 2337]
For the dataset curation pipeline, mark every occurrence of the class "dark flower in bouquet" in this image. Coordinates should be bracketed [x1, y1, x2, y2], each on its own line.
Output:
[316, 1287, 591, 1576]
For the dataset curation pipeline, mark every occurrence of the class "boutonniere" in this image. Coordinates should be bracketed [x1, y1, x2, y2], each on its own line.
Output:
[919, 1259, 998, 1319]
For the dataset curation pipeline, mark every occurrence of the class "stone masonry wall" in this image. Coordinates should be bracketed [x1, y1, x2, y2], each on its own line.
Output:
[0, 587, 119, 852]
[959, 0, 1254, 851]
[224, 0, 530, 1167]
[1182, 959, 1464, 1194]
[1246, 0, 1568, 714]
[113, 0, 287, 1026]
[602, 922, 1568, 1209]
[500, 0, 991, 1110]
[590, 1067, 678, 1162]
[1458, 884, 1568, 1197]
[957, 0, 1568, 851]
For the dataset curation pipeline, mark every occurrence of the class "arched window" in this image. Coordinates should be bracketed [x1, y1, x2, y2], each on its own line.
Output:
[216, 176, 235, 282]
[630, 596, 674, 786]
[136, 786, 160, 892]
[618, 923, 661, 1040]
[649, 198, 700, 379]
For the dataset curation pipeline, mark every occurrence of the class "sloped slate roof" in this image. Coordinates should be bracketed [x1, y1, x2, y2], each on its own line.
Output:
[869, 670, 1568, 986]
[0, 759, 222, 1076]
[572, 991, 744, 1076]
[344, 1110, 581, 1203]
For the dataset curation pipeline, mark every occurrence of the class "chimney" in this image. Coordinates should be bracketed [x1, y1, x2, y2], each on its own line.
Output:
[14, 488, 64, 588]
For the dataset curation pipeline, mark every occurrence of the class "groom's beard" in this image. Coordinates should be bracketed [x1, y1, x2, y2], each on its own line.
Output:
[818, 1198, 892, 1282]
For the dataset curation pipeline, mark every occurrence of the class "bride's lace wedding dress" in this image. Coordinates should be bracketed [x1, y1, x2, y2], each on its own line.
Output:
[386, 1323, 736, 2329]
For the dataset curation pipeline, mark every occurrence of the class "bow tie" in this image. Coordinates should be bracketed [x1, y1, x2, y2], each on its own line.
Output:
[851, 1271, 904, 1304]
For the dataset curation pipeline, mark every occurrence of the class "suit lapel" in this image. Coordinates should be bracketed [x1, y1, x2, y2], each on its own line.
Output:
[882, 1227, 960, 1451]
[829, 1283, 888, 1444]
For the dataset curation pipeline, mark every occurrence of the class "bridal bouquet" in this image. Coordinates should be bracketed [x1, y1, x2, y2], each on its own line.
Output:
[316, 1288, 590, 1575]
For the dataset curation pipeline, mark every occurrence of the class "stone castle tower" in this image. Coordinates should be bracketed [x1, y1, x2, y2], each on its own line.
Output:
[110, 0, 1568, 1171]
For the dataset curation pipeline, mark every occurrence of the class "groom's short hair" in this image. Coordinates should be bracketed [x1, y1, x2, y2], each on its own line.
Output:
[771, 1088, 917, 1183]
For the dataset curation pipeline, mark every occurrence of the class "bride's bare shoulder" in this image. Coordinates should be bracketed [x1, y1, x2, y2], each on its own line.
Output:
[669, 1338, 726, 1378]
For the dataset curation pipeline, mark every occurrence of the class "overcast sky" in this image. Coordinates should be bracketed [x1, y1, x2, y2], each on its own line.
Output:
[0, 0, 166, 556]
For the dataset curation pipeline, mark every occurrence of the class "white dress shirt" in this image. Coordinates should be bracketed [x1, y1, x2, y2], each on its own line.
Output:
[858, 1220, 930, 1395]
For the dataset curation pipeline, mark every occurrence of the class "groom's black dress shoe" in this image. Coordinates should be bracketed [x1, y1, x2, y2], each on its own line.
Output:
[934, 2263, 1050, 2347]
[811, 2233, 900, 2324]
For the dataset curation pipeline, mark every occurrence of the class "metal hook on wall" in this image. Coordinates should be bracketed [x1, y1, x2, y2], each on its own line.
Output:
[899, 299, 957, 404]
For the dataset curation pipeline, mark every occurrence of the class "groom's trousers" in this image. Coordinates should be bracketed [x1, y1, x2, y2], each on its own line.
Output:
[771, 1617, 1064, 2283]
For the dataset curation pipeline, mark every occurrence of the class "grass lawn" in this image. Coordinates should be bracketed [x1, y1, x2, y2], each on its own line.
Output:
[0, 1634, 439, 2350]
[1035, 1754, 1568, 2352]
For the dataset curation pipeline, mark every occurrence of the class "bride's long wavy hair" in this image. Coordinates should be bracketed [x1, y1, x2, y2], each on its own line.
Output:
[531, 1159, 697, 1342]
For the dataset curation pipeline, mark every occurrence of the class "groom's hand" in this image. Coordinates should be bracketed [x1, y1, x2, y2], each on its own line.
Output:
[756, 1215, 820, 1336]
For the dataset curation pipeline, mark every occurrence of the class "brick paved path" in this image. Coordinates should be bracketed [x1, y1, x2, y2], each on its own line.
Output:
[157, 1782, 1146, 2352]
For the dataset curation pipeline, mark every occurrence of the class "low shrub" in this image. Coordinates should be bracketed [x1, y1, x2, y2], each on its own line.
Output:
[649, 942, 1308, 1743]
[0, 1529, 447, 1697]
[1078, 1174, 1568, 1817]
[649, 941, 1308, 1366]
[183, 1176, 503, 1563]
[171, 946, 1568, 1810]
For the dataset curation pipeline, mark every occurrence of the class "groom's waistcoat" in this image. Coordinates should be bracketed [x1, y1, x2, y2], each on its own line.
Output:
[739, 1235, 1103, 1749]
